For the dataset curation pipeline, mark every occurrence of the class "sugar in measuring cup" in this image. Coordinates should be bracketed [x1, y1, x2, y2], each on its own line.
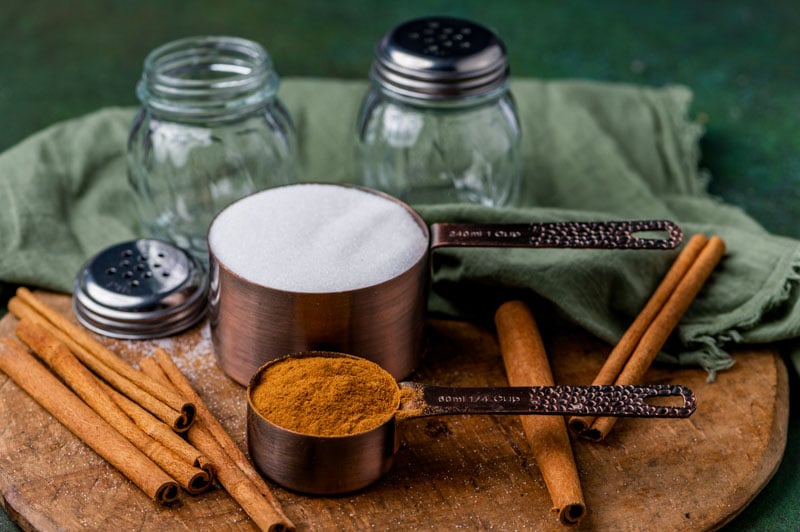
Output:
[246, 352, 696, 495]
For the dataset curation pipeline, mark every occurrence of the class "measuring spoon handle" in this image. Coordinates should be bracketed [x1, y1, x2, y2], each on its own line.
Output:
[398, 383, 696, 419]
[430, 220, 682, 250]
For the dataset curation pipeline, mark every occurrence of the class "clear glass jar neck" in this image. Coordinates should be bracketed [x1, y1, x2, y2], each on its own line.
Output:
[137, 36, 280, 122]
[371, 81, 511, 111]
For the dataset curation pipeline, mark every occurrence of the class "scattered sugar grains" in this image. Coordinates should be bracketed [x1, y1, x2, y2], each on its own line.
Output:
[208, 184, 429, 292]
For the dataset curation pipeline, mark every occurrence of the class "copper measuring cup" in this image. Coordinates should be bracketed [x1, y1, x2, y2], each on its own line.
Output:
[246, 351, 696, 495]
[210, 183, 683, 385]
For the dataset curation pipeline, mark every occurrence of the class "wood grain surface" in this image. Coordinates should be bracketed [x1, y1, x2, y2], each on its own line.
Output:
[0, 293, 789, 531]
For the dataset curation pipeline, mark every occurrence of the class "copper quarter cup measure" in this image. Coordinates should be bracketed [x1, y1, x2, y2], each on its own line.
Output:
[246, 351, 696, 495]
[209, 183, 683, 386]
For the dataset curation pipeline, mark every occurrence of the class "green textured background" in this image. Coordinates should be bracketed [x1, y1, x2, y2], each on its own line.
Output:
[1, 1, 798, 530]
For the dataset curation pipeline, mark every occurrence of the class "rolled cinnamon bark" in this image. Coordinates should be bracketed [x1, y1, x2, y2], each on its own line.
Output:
[0, 337, 179, 504]
[100, 380, 215, 479]
[151, 348, 283, 502]
[580, 236, 726, 441]
[568, 234, 710, 434]
[494, 301, 585, 526]
[14, 320, 212, 495]
[139, 354, 296, 532]
[13, 288, 195, 429]
[191, 420, 293, 532]
[8, 295, 192, 432]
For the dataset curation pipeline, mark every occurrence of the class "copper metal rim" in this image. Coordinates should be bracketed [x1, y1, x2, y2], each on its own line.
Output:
[207, 183, 431, 294]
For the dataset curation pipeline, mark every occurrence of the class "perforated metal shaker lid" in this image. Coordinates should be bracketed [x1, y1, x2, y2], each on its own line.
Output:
[73, 239, 208, 340]
[370, 16, 509, 100]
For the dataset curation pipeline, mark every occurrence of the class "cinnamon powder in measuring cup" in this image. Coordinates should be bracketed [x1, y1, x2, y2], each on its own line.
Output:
[250, 355, 400, 437]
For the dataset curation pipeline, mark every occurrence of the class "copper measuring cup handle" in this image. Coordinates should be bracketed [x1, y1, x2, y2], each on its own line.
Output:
[430, 220, 683, 250]
[398, 383, 696, 419]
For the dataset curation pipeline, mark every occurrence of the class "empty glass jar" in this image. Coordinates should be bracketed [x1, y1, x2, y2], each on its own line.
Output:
[357, 17, 521, 207]
[128, 36, 296, 262]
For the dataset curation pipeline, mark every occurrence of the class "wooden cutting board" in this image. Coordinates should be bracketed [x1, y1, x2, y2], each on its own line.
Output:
[0, 293, 789, 531]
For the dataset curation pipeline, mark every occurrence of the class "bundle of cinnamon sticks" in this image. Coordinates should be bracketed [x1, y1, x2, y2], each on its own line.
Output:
[494, 233, 725, 527]
[0, 288, 295, 532]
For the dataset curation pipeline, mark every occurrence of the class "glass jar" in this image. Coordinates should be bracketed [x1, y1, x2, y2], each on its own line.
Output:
[357, 17, 521, 207]
[128, 36, 296, 262]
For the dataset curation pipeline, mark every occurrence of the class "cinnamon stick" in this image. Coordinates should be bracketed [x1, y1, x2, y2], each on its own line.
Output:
[151, 348, 281, 502]
[568, 233, 710, 434]
[578, 235, 726, 442]
[194, 417, 292, 532]
[139, 355, 295, 532]
[14, 320, 212, 495]
[99, 380, 215, 479]
[8, 295, 193, 432]
[0, 337, 179, 504]
[494, 301, 585, 527]
[13, 288, 195, 429]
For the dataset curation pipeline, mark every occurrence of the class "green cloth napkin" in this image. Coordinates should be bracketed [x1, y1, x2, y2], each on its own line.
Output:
[1, 78, 798, 379]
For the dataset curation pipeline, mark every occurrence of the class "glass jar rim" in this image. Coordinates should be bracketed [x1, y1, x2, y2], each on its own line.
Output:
[137, 35, 280, 120]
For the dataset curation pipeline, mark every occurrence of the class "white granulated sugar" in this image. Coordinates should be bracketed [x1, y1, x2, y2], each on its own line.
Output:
[208, 184, 429, 292]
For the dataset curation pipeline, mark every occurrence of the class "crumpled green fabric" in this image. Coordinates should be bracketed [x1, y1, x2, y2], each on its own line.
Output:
[1, 77, 798, 379]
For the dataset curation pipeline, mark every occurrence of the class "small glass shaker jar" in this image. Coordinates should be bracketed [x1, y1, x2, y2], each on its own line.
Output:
[357, 17, 521, 206]
[128, 36, 296, 262]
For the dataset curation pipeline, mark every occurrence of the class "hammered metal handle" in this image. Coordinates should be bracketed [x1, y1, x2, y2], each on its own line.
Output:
[430, 220, 683, 250]
[399, 383, 696, 419]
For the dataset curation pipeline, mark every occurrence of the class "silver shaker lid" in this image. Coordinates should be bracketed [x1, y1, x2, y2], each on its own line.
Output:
[370, 16, 509, 100]
[73, 239, 208, 340]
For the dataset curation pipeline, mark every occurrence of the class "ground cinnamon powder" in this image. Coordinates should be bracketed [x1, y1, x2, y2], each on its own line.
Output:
[250, 354, 400, 437]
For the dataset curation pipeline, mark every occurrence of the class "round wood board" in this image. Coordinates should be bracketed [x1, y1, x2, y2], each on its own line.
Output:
[0, 292, 789, 531]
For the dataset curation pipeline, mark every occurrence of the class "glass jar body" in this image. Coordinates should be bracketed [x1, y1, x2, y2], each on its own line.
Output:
[128, 36, 296, 262]
[357, 86, 521, 206]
